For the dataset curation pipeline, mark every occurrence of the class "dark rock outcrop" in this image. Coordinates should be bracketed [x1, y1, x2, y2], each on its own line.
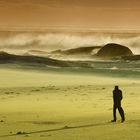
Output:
[97, 43, 133, 57]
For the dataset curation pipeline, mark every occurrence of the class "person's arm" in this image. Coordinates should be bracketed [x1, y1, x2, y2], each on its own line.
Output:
[113, 91, 115, 102]
[120, 90, 123, 100]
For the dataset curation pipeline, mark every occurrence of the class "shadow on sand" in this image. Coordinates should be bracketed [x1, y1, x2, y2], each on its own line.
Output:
[0, 121, 112, 137]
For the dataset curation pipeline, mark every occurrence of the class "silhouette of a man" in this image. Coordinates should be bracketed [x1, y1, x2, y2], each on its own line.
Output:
[111, 86, 125, 122]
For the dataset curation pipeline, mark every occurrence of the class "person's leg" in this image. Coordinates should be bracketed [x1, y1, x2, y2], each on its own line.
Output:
[112, 105, 117, 121]
[118, 106, 125, 122]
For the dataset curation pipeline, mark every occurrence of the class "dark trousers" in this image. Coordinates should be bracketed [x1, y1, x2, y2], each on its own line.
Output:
[113, 105, 125, 121]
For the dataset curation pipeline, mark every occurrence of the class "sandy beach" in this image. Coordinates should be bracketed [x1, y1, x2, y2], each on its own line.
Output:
[0, 68, 140, 140]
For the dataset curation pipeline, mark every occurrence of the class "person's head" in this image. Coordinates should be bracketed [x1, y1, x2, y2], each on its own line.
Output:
[114, 85, 119, 90]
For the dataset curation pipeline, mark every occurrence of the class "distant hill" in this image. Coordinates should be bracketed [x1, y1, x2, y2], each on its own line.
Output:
[51, 46, 101, 55]
[0, 51, 93, 68]
[25, 50, 49, 56]
[96, 43, 133, 58]
[121, 55, 140, 61]
[50, 49, 62, 54]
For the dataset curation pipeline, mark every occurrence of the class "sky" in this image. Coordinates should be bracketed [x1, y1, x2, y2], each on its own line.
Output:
[0, 0, 140, 30]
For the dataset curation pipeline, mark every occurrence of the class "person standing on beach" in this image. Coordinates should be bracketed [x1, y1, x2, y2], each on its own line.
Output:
[111, 86, 125, 123]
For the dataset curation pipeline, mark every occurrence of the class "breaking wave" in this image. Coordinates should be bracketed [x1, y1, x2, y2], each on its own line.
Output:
[0, 31, 140, 54]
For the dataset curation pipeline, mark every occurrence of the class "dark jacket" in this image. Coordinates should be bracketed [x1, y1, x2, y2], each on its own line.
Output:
[113, 89, 123, 106]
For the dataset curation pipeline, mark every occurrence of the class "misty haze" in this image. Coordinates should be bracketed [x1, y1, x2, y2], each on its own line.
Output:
[0, 31, 140, 55]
